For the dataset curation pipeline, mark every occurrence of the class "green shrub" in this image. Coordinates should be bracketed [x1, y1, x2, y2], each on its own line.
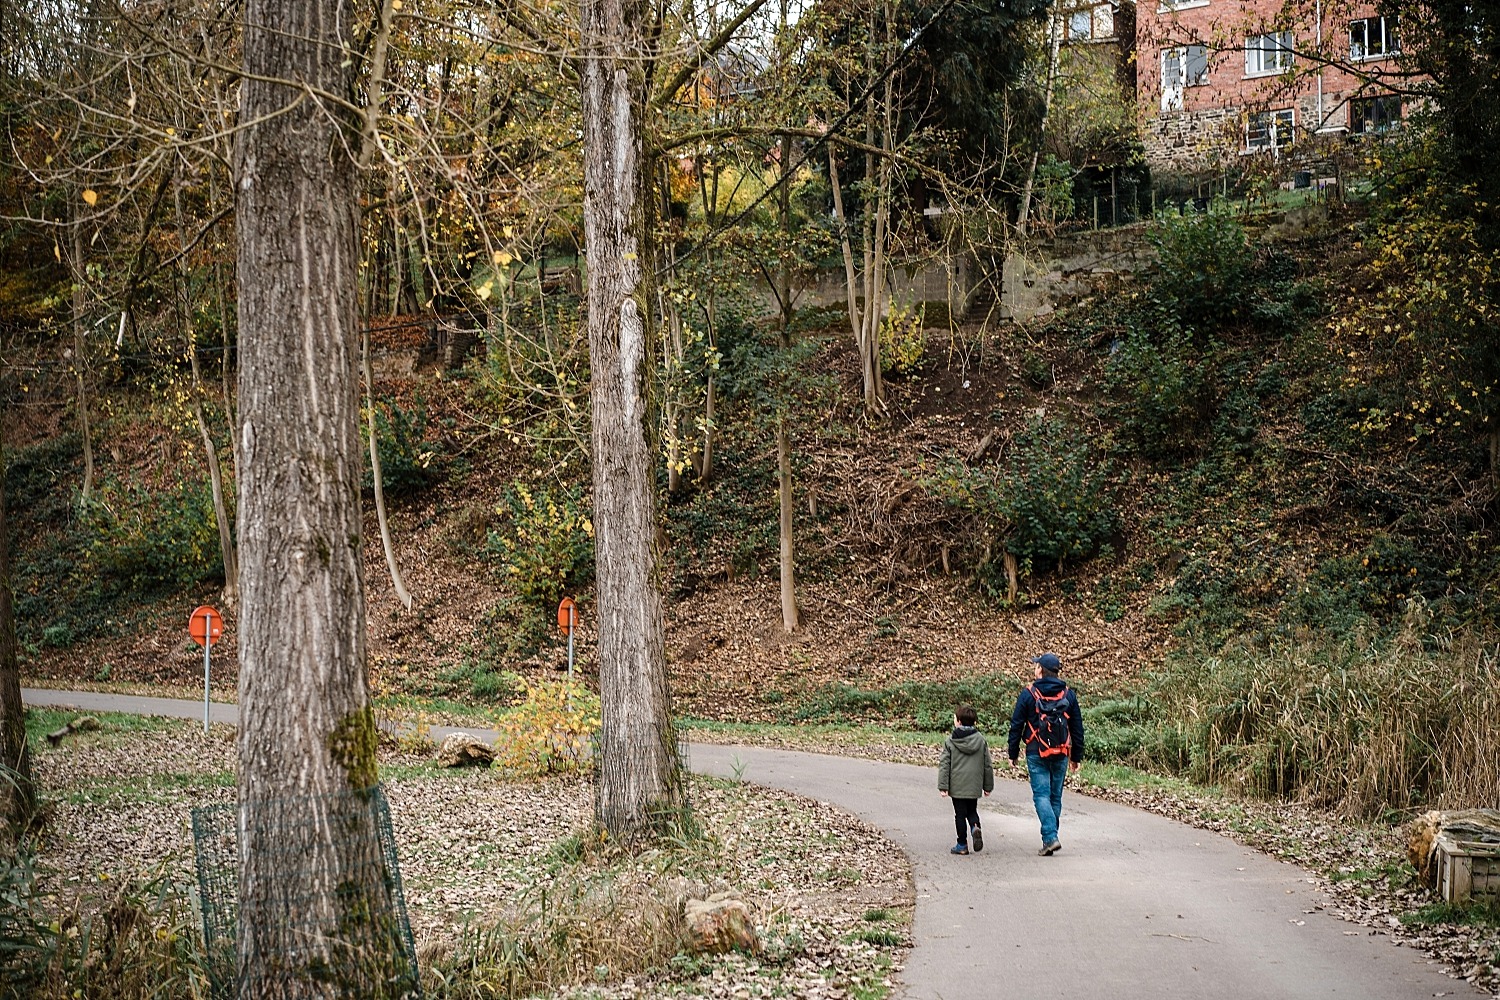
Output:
[921, 417, 1116, 594]
[1035, 155, 1076, 223]
[1288, 533, 1449, 631]
[1149, 203, 1254, 328]
[878, 302, 925, 376]
[364, 396, 444, 493]
[80, 474, 223, 595]
[486, 480, 594, 608]
[995, 416, 1118, 572]
[1104, 320, 1209, 459]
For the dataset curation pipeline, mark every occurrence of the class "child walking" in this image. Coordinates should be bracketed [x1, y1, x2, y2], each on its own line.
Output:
[938, 704, 994, 855]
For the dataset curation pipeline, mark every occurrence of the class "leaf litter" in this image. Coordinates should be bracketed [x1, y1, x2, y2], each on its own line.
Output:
[24, 716, 912, 998]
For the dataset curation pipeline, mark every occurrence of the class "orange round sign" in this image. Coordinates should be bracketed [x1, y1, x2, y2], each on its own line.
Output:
[557, 597, 578, 635]
[189, 605, 224, 647]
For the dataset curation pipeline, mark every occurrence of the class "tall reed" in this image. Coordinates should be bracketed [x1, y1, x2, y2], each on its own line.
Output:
[1145, 604, 1500, 817]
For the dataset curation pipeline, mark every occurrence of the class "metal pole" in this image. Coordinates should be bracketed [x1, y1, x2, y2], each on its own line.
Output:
[202, 611, 212, 735]
[567, 604, 576, 684]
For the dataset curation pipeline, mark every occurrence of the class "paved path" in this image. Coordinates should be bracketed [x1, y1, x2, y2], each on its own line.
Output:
[25, 689, 1483, 1000]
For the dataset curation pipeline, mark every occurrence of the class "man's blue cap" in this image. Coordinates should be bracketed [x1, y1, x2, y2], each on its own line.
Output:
[1032, 652, 1062, 673]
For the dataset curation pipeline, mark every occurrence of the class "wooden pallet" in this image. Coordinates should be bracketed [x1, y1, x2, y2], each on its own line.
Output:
[1435, 833, 1500, 904]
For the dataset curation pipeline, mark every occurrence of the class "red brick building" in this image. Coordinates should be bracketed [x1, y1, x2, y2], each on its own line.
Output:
[1136, 0, 1405, 173]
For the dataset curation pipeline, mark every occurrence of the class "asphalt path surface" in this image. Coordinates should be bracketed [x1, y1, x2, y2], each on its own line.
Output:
[23, 688, 1483, 1000]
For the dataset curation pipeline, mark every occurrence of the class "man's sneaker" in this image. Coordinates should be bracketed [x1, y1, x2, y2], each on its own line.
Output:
[950, 843, 969, 855]
[971, 826, 984, 852]
[1038, 840, 1061, 856]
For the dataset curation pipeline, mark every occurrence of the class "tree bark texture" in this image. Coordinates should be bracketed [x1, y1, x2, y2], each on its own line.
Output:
[0, 431, 36, 844]
[234, 0, 396, 993]
[580, 0, 681, 838]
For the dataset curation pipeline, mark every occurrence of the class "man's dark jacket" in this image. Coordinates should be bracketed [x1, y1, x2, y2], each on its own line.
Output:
[1007, 675, 1085, 763]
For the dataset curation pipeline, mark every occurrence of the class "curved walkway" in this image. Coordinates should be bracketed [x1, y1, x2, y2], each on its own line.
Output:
[23, 689, 1483, 1000]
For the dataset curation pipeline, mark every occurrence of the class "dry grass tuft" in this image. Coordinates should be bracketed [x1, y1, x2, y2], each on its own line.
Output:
[1149, 607, 1500, 817]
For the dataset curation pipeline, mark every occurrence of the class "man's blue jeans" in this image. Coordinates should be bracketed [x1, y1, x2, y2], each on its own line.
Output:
[1026, 754, 1069, 845]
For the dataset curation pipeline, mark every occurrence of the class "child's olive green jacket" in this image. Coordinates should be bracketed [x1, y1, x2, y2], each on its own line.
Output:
[938, 726, 995, 799]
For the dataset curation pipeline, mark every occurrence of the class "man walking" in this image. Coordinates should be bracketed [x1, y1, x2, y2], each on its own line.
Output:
[1008, 652, 1084, 856]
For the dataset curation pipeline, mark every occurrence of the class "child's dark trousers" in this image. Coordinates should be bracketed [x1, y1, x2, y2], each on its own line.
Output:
[951, 797, 980, 845]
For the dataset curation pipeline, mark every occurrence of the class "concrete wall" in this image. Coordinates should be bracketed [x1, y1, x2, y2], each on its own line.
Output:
[745, 256, 974, 320]
[1000, 225, 1158, 322]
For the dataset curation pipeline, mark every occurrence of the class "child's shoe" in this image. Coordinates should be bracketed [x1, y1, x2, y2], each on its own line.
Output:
[971, 826, 984, 852]
[950, 842, 969, 855]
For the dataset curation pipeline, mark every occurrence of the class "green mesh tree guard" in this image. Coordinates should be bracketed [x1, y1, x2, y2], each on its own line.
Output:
[191, 784, 420, 999]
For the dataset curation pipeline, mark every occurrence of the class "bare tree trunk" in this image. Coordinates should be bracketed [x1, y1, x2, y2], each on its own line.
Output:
[363, 331, 413, 611]
[829, 147, 865, 357]
[696, 159, 720, 486]
[776, 123, 799, 633]
[581, 0, 680, 838]
[189, 347, 238, 611]
[70, 222, 94, 504]
[235, 0, 395, 993]
[355, 0, 412, 613]
[1490, 427, 1499, 493]
[775, 416, 799, 630]
[1017, 0, 1063, 237]
[175, 184, 238, 610]
[661, 163, 685, 495]
[0, 430, 35, 845]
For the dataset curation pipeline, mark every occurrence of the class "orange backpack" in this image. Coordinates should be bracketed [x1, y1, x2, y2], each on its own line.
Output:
[1026, 683, 1072, 758]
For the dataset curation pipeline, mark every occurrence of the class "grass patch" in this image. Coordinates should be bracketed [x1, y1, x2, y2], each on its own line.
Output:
[846, 927, 902, 947]
[1400, 900, 1500, 929]
[24, 708, 186, 750]
[680, 717, 940, 747]
[1075, 762, 1214, 796]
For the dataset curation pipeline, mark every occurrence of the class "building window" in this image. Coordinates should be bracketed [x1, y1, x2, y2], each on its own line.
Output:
[1065, 4, 1115, 41]
[1350, 95, 1401, 133]
[1350, 16, 1399, 60]
[1158, 0, 1210, 11]
[1245, 31, 1295, 76]
[1247, 108, 1295, 151]
[1161, 45, 1209, 111]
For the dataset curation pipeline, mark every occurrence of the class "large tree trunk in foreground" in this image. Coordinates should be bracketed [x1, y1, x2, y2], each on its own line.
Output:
[0, 432, 35, 844]
[581, 0, 681, 838]
[234, 0, 393, 994]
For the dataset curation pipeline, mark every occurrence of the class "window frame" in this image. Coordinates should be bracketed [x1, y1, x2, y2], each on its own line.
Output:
[1350, 15, 1399, 61]
[1245, 30, 1295, 77]
[1246, 108, 1296, 152]
[1349, 94, 1402, 134]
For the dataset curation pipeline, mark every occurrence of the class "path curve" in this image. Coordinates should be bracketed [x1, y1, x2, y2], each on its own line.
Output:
[24, 689, 1483, 1000]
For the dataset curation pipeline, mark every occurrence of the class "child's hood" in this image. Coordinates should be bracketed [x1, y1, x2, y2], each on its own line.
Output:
[948, 726, 987, 754]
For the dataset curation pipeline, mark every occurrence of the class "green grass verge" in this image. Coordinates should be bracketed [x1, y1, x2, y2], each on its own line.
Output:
[1401, 900, 1500, 929]
[679, 717, 942, 747]
[24, 707, 188, 750]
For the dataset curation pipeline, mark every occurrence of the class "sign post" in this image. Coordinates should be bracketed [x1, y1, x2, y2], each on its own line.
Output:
[557, 597, 578, 685]
[188, 605, 224, 735]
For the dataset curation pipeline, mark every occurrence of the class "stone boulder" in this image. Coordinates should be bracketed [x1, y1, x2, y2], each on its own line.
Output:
[683, 892, 761, 956]
[434, 732, 496, 768]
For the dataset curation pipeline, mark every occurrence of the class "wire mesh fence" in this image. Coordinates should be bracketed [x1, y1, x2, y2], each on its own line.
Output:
[191, 784, 420, 999]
